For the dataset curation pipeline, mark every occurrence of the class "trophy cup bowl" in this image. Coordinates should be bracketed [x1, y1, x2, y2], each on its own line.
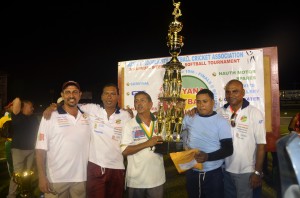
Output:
[13, 170, 34, 197]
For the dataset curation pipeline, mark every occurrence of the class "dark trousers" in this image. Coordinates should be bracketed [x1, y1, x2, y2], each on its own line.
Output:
[253, 186, 262, 198]
[127, 184, 164, 198]
[186, 167, 224, 198]
[86, 161, 125, 198]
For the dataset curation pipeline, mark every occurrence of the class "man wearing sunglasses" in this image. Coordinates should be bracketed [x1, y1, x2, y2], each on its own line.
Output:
[217, 79, 266, 198]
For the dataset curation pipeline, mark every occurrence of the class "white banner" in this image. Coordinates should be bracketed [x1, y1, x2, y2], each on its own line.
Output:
[120, 49, 264, 115]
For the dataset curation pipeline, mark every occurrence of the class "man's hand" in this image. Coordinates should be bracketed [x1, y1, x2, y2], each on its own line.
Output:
[38, 175, 57, 195]
[194, 151, 208, 163]
[249, 173, 262, 189]
[123, 106, 134, 118]
[43, 103, 57, 120]
[148, 136, 164, 147]
[185, 107, 197, 117]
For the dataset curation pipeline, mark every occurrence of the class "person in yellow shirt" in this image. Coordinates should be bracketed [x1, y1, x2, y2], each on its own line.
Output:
[0, 102, 14, 177]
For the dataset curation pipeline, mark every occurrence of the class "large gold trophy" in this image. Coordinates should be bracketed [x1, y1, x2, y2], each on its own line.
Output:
[155, 0, 185, 154]
[13, 170, 34, 197]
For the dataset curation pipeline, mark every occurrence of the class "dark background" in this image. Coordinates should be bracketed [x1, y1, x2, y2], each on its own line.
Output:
[1, 1, 299, 106]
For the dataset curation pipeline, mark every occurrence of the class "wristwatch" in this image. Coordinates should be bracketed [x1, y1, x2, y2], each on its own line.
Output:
[254, 170, 262, 178]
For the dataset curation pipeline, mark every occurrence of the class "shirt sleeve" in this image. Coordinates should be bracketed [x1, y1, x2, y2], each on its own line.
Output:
[218, 115, 232, 140]
[35, 117, 51, 150]
[120, 120, 134, 152]
[252, 108, 266, 144]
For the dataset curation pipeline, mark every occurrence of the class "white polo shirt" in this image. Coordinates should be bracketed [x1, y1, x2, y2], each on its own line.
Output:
[79, 103, 131, 169]
[216, 102, 266, 174]
[35, 108, 90, 183]
[120, 118, 166, 188]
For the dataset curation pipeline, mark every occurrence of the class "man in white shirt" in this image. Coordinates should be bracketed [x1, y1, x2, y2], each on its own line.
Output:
[121, 91, 165, 198]
[216, 79, 266, 198]
[81, 83, 132, 198]
[36, 81, 91, 198]
[42, 83, 133, 198]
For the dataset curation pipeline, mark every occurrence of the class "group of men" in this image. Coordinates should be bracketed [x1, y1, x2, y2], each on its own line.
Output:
[182, 79, 265, 198]
[0, 78, 266, 198]
[37, 81, 166, 198]
[37, 81, 136, 198]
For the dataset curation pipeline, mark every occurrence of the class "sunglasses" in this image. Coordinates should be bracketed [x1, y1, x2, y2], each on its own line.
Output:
[230, 113, 237, 127]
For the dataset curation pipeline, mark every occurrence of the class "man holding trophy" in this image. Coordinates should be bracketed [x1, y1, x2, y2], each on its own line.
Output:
[121, 91, 165, 198]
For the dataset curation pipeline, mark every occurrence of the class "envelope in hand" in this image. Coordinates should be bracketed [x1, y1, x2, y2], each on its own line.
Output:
[170, 149, 203, 173]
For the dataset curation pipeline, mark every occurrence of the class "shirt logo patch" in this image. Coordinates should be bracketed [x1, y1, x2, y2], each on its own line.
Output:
[133, 129, 145, 139]
[116, 119, 121, 124]
[82, 113, 88, 119]
[259, 120, 263, 124]
[240, 115, 247, 122]
[39, 133, 44, 141]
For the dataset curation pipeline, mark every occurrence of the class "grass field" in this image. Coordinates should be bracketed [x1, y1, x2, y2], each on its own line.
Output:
[0, 107, 298, 197]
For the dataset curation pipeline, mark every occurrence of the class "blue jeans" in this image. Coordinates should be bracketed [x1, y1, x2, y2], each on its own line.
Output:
[186, 167, 224, 198]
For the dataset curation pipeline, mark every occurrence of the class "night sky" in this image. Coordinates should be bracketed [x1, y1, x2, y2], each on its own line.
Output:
[1, 2, 299, 106]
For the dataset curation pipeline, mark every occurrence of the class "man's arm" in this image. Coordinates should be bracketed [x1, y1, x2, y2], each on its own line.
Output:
[122, 136, 163, 157]
[254, 144, 265, 173]
[35, 149, 55, 194]
[207, 138, 233, 161]
[185, 107, 197, 117]
[194, 138, 233, 163]
[249, 144, 265, 189]
[12, 97, 21, 115]
[43, 104, 58, 120]
[122, 106, 134, 118]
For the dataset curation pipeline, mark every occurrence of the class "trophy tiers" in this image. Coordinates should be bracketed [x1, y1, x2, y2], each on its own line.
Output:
[154, 1, 185, 154]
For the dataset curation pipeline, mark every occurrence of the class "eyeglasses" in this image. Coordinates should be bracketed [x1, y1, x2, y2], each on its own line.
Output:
[230, 112, 237, 127]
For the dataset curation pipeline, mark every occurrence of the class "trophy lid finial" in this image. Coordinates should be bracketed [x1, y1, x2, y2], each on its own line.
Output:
[172, 1, 182, 21]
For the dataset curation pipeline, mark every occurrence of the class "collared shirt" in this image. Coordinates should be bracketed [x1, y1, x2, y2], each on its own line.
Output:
[216, 99, 266, 174]
[35, 106, 90, 182]
[120, 117, 166, 188]
[79, 103, 131, 169]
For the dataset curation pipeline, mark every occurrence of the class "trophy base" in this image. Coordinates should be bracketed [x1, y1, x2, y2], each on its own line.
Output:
[154, 141, 183, 155]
